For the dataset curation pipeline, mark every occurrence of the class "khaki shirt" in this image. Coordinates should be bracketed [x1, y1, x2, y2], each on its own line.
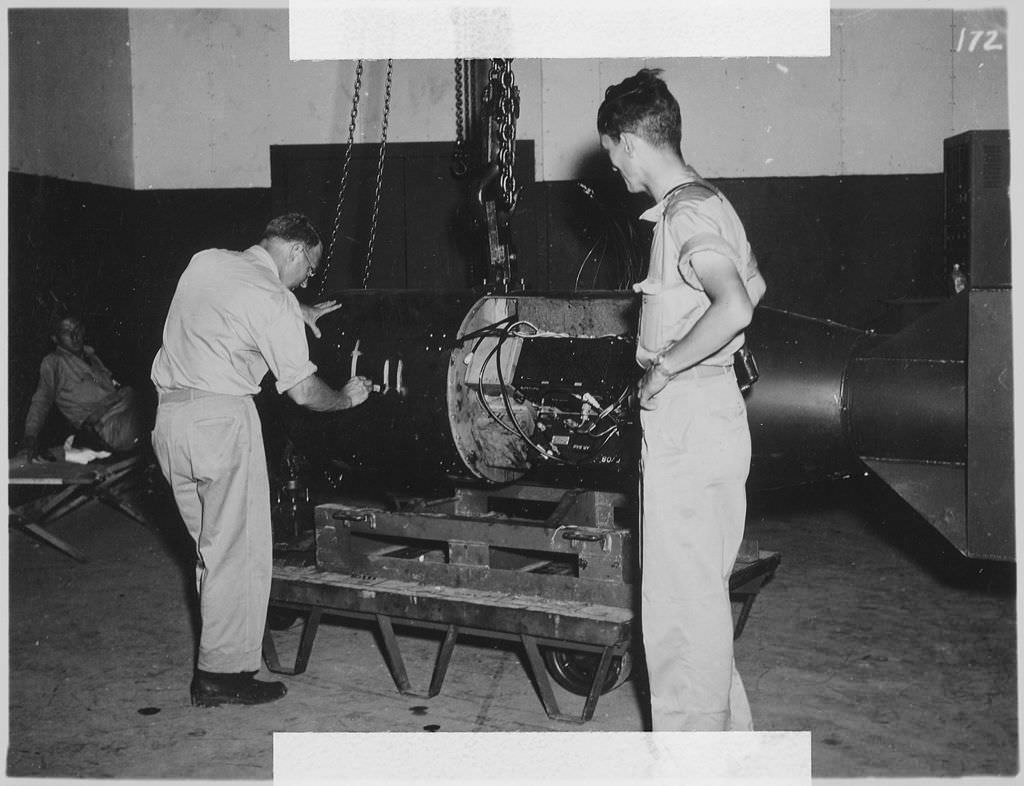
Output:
[634, 171, 762, 368]
[24, 345, 119, 435]
[151, 244, 316, 396]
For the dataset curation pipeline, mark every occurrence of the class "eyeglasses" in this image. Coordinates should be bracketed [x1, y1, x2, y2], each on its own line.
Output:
[298, 245, 317, 280]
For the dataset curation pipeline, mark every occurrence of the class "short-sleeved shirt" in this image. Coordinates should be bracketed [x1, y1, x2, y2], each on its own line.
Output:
[633, 168, 762, 368]
[150, 244, 316, 396]
[24, 345, 119, 435]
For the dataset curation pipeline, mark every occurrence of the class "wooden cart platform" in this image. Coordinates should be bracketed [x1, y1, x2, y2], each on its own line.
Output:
[264, 562, 634, 723]
[264, 547, 781, 723]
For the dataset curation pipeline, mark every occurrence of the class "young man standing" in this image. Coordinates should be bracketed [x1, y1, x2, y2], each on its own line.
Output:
[597, 69, 766, 731]
[151, 213, 373, 706]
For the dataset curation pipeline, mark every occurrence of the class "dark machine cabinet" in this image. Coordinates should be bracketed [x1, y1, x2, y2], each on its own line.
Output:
[944, 130, 1010, 288]
[943, 129, 1013, 560]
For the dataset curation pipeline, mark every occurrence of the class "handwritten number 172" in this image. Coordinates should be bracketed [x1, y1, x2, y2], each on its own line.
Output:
[955, 28, 1004, 53]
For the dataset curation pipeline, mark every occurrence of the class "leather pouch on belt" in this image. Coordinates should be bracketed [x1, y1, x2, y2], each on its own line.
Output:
[734, 345, 759, 392]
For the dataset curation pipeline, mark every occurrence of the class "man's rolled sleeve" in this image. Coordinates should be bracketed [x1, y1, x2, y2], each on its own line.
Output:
[275, 359, 318, 394]
[256, 301, 319, 394]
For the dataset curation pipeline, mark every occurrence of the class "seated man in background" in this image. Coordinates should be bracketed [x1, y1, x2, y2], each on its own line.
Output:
[19, 313, 147, 461]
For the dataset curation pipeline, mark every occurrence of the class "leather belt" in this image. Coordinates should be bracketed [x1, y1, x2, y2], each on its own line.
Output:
[158, 388, 237, 404]
[673, 364, 733, 380]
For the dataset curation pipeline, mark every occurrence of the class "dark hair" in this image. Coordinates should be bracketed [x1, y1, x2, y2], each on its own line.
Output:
[49, 310, 81, 336]
[262, 213, 322, 249]
[597, 68, 681, 150]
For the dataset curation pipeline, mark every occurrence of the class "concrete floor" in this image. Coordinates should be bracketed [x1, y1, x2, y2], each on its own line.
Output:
[6, 476, 1018, 779]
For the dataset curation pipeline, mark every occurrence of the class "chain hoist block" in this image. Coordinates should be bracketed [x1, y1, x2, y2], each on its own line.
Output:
[481, 58, 520, 213]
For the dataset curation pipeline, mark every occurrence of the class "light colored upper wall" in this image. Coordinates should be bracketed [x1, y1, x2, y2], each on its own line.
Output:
[9, 7, 1009, 189]
[527, 8, 1007, 180]
[127, 9, 466, 189]
[949, 9, 1010, 134]
[8, 8, 135, 188]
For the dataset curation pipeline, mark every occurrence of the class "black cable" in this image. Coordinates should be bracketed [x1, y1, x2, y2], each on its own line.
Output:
[472, 322, 635, 468]
[454, 314, 517, 347]
[495, 325, 570, 463]
[475, 322, 570, 464]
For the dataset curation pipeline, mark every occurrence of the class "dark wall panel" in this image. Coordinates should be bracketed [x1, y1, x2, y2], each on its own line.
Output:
[723, 174, 947, 330]
[9, 174, 134, 450]
[521, 180, 650, 291]
[124, 186, 273, 388]
[270, 142, 535, 292]
[8, 162, 946, 452]
[8, 172, 270, 449]
[527, 173, 946, 330]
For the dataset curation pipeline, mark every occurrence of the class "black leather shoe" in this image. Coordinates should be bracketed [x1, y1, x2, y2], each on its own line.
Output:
[190, 670, 287, 707]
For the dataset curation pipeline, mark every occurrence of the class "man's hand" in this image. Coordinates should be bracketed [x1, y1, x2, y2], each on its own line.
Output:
[300, 300, 343, 339]
[638, 365, 672, 411]
[288, 373, 373, 412]
[340, 376, 374, 409]
[20, 435, 40, 463]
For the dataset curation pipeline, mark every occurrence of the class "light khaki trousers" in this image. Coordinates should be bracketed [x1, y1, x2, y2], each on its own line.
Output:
[152, 394, 272, 673]
[639, 370, 754, 731]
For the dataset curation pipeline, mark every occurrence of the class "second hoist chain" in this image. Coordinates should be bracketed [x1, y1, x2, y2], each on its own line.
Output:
[451, 58, 469, 178]
[361, 58, 393, 290]
[319, 60, 364, 297]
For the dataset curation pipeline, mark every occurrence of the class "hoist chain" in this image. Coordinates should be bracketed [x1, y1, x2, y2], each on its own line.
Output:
[451, 58, 469, 178]
[361, 58, 393, 289]
[318, 60, 364, 296]
[483, 59, 520, 211]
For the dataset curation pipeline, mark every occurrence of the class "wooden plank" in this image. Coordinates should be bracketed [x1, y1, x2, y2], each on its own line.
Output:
[274, 565, 633, 619]
[449, 540, 489, 567]
[311, 553, 632, 608]
[270, 565, 633, 647]
[318, 510, 630, 560]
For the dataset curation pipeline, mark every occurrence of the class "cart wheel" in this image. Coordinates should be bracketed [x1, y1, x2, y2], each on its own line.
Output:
[541, 648, 633, 696]
[267, 607, 301, 631]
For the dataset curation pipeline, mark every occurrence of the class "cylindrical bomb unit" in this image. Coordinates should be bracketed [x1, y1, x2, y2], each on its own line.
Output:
[278, 291, 877, 495]
[269, 289, 1008, 561]
[268, 291, 481, 494]
[272, 291, 641, 495]
[743, 309, 869, 490]
[844, 304, 967, 466]
[445, 293, 640, 488]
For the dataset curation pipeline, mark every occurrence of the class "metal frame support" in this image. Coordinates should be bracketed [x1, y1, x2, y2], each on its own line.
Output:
[262, 601, 629, 723]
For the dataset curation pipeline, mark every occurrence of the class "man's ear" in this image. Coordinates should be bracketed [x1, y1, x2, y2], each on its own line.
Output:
[620, 132, 636, 156]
